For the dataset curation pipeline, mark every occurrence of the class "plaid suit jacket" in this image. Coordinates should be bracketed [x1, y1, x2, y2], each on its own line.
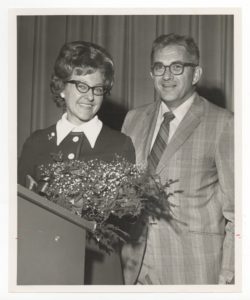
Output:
[121, 93, 234, 284]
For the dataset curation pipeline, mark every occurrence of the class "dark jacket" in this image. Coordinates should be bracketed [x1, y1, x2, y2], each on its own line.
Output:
[18, 124, 135, 186]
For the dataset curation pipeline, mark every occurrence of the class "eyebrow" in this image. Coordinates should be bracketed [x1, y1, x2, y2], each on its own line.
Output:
[70, 79, 104, 86]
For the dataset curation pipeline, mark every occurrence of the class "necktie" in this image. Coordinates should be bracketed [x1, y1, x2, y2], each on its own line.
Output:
[148, 111, 175, 171]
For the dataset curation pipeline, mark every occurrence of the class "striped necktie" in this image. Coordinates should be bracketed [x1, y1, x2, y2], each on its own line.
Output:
[148, 111, 175, 171]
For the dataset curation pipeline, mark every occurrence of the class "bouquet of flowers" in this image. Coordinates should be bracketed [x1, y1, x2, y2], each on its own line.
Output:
[35, 155, 177, 253]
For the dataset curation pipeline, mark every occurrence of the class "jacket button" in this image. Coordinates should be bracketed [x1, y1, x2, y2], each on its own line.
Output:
[68, 153, 75, 160]
[72, 136, 79, 142]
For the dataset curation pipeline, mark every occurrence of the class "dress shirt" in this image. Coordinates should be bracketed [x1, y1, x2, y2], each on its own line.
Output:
[56, 113, 103, 148]
[150, 93, 196, 150]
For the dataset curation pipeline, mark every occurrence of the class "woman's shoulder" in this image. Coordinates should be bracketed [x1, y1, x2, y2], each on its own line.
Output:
[101, 125, 132, 142]
[23, 125, 57, 149]
[27, 124, 56, 141]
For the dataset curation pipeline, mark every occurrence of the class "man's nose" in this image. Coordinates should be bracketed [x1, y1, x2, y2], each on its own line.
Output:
[162, 67, 173, 80]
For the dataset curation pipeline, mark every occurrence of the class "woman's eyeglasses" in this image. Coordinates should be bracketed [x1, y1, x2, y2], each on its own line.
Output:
[65, 80, 108, 96]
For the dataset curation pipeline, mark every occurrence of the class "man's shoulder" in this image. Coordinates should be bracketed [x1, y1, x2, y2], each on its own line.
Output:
[200, 96, 233, 120]
[122, 102, 157, 136]
[125, 102, 156, 119]
[128, 101, 156, 112]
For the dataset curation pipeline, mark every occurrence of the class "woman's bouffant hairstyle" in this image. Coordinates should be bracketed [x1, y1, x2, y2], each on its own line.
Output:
[50, 41, 114, 107]
[151, 33, 200, 66]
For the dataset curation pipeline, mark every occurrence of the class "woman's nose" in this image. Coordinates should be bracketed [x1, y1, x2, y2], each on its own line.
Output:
[85, 89, 94, 101]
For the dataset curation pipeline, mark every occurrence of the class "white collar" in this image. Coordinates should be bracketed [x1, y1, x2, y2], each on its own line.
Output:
[160, 92, 195, 122]
[56, 113, 103, 148]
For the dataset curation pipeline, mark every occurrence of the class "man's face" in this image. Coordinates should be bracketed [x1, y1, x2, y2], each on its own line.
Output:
[151, 44, 201, 108]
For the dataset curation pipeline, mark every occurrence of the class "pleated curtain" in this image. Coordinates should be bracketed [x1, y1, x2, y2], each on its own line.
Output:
[17, 15, 234, 155]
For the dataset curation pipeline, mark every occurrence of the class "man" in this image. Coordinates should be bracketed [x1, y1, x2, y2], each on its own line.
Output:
[121, 33, 234, 285]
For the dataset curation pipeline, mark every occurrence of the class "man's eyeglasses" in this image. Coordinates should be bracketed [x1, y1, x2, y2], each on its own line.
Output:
[151, 62, 198, 76]
[65, 80, 108, 96]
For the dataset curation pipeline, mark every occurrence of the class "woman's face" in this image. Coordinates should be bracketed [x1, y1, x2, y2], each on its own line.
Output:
[62, 69, 105, 125]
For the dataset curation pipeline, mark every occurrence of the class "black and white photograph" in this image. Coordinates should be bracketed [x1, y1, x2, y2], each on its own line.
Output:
[14, 11, 237, 289]
[2, 2, 249, 299]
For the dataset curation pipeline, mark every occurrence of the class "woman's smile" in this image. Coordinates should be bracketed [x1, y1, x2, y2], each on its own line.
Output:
[78, 102, 93, 108]
[63, 70, 104, 125]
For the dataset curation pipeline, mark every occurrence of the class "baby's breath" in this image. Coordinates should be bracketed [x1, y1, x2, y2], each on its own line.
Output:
[37, 155, 176, 253]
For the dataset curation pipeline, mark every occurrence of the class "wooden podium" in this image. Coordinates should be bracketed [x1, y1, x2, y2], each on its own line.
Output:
[17, 185, 96, 285]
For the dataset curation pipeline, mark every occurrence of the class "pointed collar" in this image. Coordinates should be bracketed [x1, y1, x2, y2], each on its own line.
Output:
[160, 92, 195, 122]
[56, 113, 103, 148]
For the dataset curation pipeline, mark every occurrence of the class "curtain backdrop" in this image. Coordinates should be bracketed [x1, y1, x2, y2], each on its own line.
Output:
[17, 15, 234, 156]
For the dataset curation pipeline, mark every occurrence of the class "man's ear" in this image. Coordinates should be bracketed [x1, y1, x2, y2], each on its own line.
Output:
[150, 71, 153, 79]
[192, 66, 202, 85]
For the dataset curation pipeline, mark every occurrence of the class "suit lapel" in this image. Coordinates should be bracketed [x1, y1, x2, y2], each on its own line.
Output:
[156, 94, 205, 173]
[137, 101, 161, 165]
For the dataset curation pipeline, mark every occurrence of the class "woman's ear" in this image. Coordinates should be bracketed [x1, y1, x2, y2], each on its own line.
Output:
[192, 66, 202, 85]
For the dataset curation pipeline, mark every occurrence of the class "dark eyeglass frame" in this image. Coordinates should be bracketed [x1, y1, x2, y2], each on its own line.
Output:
[151, 61, 198, 76]
[65, 80, 109, 96]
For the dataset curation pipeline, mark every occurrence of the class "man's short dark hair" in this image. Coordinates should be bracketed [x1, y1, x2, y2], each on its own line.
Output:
[151, 33, 200, 65]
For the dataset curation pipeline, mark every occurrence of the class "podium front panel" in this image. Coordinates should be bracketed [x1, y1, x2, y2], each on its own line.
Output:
[17, 193, 86, 285]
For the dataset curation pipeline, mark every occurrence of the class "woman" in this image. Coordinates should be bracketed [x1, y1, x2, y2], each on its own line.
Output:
[18, 41, 135, 284]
